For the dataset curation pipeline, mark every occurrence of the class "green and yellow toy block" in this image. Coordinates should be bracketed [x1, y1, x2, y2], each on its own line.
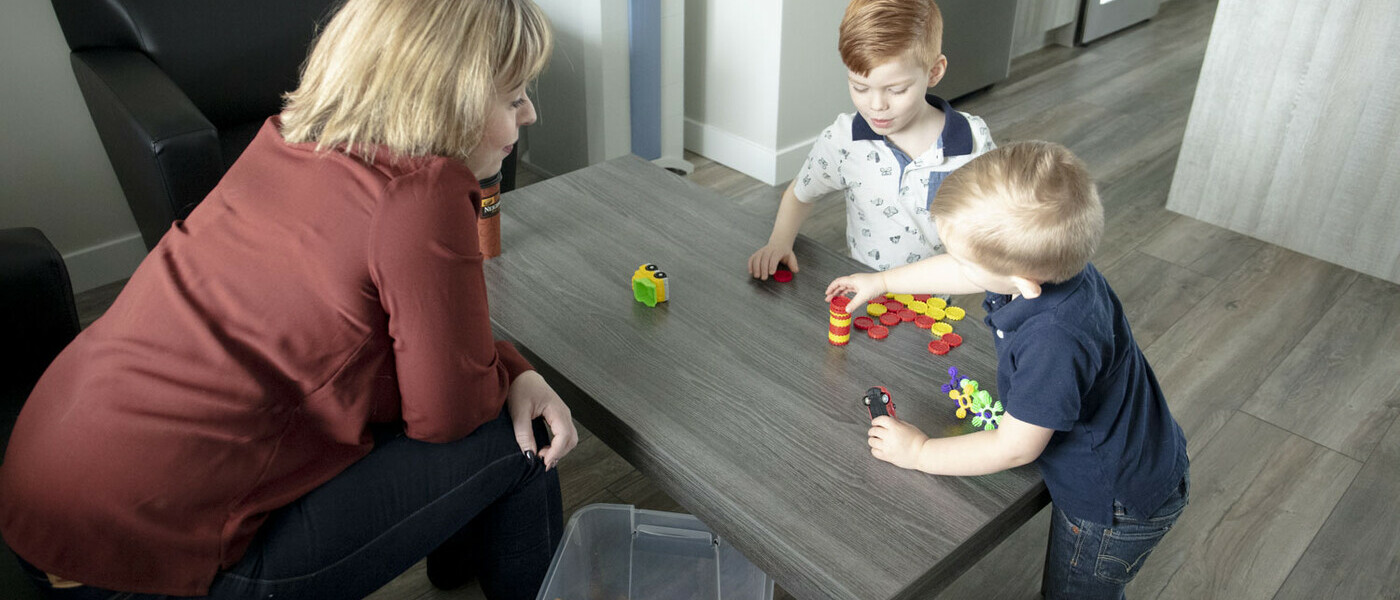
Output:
[631, 263, 669, 307]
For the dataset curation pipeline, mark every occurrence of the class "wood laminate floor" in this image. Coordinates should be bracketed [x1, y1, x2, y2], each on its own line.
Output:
[72, 0, 1400, 597]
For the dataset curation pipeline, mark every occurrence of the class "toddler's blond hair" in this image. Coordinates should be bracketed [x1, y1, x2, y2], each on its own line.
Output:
[932, 141, 1103, 283]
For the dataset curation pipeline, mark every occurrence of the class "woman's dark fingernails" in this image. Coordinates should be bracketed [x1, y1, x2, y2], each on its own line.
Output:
[524, 450, 536, 461]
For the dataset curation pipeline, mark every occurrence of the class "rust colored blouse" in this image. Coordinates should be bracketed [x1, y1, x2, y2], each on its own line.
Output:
[0, 118, 532, 596]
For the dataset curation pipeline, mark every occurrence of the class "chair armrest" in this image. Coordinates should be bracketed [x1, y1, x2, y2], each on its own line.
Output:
[0, 228, 79, 421]
[70, 49, 224, 249]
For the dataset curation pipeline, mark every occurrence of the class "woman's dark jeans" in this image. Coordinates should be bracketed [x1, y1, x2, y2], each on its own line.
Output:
[15, 410, 562, 600]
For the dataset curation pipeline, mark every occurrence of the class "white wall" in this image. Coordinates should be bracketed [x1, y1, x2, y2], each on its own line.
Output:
[683, 0, 789, 184]
[775, 0, 851, 182]
[528, 0, 633, 177]
[683, 0, 883, 186]
[0, 0, 146, 292]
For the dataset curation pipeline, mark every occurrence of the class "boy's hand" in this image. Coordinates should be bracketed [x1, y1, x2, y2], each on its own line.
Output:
[868, 416, 929, 470]
[824, 272, 887, 308]
[748, 244, 799, 279]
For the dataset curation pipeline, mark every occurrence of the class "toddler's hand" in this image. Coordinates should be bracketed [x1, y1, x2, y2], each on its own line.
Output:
[748, 244, 799, 279]
[824, 272, 886, 308]
[868, 416, 929, 470]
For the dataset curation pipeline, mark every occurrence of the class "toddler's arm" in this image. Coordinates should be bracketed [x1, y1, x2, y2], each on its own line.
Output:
[748, 179, 815, 279]
[824, 254, 986, 307]
[868, 411, 1053, 476]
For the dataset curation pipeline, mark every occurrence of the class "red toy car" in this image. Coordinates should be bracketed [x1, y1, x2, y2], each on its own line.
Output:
[863, 386, 897, 420]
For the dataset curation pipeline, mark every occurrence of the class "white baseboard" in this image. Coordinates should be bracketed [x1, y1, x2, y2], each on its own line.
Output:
[773, 137, 814, 187]
[682, 118, 816, 187]
[63, 232, 146, 293]
[683, 118, 779, 185]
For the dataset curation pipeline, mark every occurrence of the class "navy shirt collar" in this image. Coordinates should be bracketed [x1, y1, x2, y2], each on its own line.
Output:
[851, 94, 975, 156]
[984, 264, 1098, 333]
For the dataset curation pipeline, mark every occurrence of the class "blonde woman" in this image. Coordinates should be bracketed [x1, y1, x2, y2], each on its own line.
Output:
[0, 1, 574, 598]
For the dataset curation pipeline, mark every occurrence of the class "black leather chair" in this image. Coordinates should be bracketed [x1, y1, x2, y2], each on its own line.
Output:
[0, 228, 79, 449]
[52, 1, 526, 251]
[0, 227, 80, 599]
[49, 0, 341, 250]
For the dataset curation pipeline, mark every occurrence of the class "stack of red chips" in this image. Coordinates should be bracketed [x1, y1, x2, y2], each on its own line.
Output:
[828, 296, 852, 345]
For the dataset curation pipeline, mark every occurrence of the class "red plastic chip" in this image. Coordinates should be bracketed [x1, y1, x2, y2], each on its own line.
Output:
[879, 313, 901, 327]
[914, 315, 935, 329]
[867, 325, 890, 339]
[897, 309, 916, 322]
[853, 316, 875, 330]
[913, 294, 932, 301]
[928, 340, 951, 355]
[882, 299, 904, 312]
[773, 269, 793, 282]
[830, 296, 851, 312]
[943, 333, 963, 347]
[830, 323, 852, 335]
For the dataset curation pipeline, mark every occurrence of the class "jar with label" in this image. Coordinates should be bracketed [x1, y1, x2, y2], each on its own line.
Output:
[477, 172, 502, 258]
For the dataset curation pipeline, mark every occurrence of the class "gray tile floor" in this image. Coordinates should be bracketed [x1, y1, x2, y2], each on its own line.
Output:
[74, 0, 1400, 597]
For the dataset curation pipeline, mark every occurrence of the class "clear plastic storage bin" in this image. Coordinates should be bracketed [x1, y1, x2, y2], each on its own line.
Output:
[536, 504, 775, 600]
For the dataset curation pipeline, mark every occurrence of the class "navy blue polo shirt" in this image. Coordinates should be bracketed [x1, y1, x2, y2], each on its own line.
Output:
[983, 263, 1187, 525]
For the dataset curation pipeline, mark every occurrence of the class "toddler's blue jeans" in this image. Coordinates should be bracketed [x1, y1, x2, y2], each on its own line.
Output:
[1043, 470, 1189, 599]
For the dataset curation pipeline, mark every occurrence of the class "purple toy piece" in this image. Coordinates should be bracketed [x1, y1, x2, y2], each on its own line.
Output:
[940, 366, 962, 393]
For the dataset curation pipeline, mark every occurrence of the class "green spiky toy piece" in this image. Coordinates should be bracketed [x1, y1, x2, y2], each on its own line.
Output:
[968, 389, 1004, 431]
[949, 378, 1003, 430]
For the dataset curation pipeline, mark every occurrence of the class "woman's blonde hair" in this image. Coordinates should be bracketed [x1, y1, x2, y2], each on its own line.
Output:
[931, 141, 1103, 284]
[281, 0, 552, 161]
[839, 0, 942, 75]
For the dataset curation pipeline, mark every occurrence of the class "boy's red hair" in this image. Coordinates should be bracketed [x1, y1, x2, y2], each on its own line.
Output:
[838, 0, 943, 76]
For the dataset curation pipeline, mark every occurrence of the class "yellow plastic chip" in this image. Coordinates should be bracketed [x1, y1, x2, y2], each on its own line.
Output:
[926, 307, 946, 320]
[931, 322, 954, 336]
[866, 303, 887, 316]
[927, 297, 948, 310]
[908, 300, 928, 313]
[945, 306, 966, 320]
[893, 294, 915, 305]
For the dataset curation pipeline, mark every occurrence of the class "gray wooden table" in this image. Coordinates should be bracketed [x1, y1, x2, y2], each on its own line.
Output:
[483, 156, 1047, 600]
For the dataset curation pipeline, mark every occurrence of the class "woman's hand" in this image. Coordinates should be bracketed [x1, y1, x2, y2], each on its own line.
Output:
[506, 371, 577, 470]
[867, 416, 929, 470]
[748, 243, 799, 279]
[824, 272, 887, 308]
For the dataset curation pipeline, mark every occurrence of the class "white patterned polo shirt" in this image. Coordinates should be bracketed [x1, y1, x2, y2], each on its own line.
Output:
[793, 94, 995, 271]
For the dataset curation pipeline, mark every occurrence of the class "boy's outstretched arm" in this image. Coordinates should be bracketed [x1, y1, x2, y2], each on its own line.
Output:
[749, 179, 815, 279]
[868, 411, 1053, 476]
[825, 254, 986, 307]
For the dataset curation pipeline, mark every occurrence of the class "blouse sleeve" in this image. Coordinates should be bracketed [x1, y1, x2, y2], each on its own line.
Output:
[368, 159, 533, 443]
